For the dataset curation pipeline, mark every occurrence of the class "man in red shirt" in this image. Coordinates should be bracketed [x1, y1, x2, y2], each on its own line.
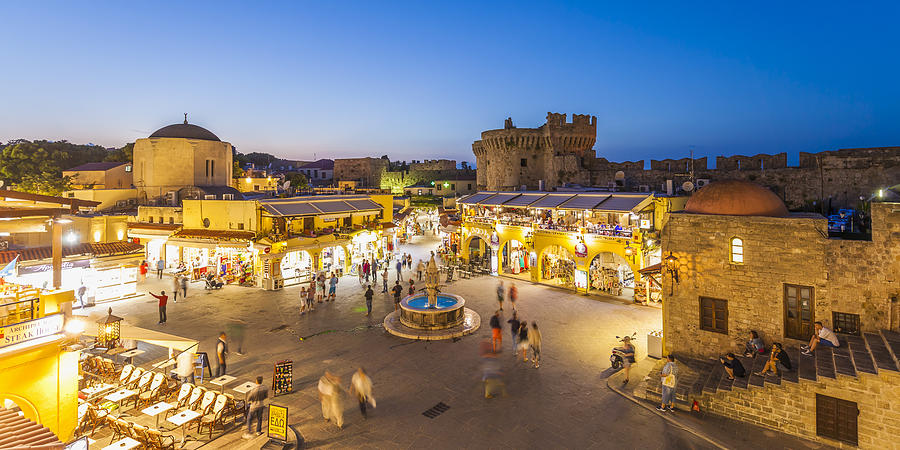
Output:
[150, 291, 168, 324]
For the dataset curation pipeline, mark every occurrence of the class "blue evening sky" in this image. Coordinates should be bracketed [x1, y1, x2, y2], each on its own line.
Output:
[1, 1, 898, 166]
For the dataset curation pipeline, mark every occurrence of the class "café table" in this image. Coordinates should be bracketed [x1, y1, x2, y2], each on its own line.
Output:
[119, 349, 145, 365]
[102, 437, 140, 450]
[81, 383, 116, 401]
[141, 401, 174, 428]
[103, 389, 136, 415]
[209, 374, 236, 393]
[166, 409, 201, 435]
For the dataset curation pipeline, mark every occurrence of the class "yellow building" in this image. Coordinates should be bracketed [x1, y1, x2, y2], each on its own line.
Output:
[62, 161, 133, 189]
[63, 188, 138, 211]
[458, 191, 686, 298]
[0, 285, 81, 442]
[133, 117, 233, 204]
[234, 176, 279, 193]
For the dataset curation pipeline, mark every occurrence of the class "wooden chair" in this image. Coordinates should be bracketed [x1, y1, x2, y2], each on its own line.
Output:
[107, 417, 129, 444]
[146, 428, 177, 450]
[118, 364, 134, 386]
[102, 358, 122, 381]
[125, 371, 154, 409]
[165, 384, 193, 420]
[189, 391, 216, 431]
[138, 372, 166, 408]
[130, 423, 151, 449]
[184, 386, 205, 412]
[197, 394, 228, 438]
[84, 403, 109, 437]
[223, 393, 246, 424]
[125, 367, 144, 389]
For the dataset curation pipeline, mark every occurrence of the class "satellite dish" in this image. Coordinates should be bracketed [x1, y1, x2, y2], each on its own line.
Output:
[283, 181, 291, 190]
[682, 181, 695, 192]
[202, 218, 210, 228]
[614, 171, 625, 180]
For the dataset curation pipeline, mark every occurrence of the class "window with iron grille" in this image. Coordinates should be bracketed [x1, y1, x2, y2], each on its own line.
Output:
[832, 312, 860, 336]
[699, 297, 728, 334]
[816, 394, 858, 445]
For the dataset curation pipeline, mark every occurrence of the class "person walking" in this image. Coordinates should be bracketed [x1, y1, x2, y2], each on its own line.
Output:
[243, 376, 269, 439]
[496, 280, 505, 311]
[396, 258, 403, 281]
[507, 311, 521, 353]
[171, 275, 180, 302]
[620, 336, 635, 385]
[318, 371, 345, 429]
[156, 258, 165, 279]
[508, 283, 518, 311]
[328, 272, 339, 301]
[317, 272, 327, 302]
[371, 260, 378, 284]
[392, 280, 403, 312]
[215, 332, 228, 377]
[76, 282, 87, 308]
[489, 311, 502, 352]
[408, 279, 416, 296]
[517, 321, 529, 362]
[176, 349, 195, 384]
[364, 285, 374, 316]
[529, 321, 542, 368]
[180, 275, 188, 299]
[139, 260, 148, 282]
[150, 291, 168, 324]
[416, 259, 425, 281]
[350, 368, 375, 419]
[381, 267, 389, 293]
[657, 355, 677, 412]
[307, 277, 317, 310]
[363, 259, 371, 283]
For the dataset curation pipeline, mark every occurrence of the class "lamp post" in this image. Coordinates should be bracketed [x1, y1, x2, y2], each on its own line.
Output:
[664, 252, 680, 295]
[96, 307, 123, 350]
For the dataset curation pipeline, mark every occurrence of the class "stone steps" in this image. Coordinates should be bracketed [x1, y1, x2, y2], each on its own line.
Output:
[644, 330, 900, 403]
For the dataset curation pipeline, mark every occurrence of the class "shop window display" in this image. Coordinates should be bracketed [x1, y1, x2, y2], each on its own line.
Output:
[501, 240, 528, 275]
[588, 252, 634, 298]
[280, 250, 312, 286]
[541, 246, 575, 287]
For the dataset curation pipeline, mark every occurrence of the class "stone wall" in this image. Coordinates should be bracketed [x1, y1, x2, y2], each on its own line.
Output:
[333, 157, 390, 188]
[661, 202, 900, 358]
[410, 159, 456, 171]
[701, 371, 900, 449]
[334, 157, 474, 193]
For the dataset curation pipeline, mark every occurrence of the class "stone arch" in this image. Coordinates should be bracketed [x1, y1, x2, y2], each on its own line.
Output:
[497, 238, 527, 274]
[0, 393, 40, 424]
[585, 246, 641, 282]
[536, 244, 577, 283]
[461, 233, 488, 261]
[587, 251, 637, 291]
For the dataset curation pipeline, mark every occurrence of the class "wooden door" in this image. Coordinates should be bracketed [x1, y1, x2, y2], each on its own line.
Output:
[784, 284, 814, 340]
[816, 394, 858, 445]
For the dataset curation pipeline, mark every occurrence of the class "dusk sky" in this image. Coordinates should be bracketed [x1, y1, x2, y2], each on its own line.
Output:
[2, 1, 898, 166]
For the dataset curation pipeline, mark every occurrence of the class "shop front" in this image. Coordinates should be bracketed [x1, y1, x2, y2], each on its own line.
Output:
[167, 229, 258, 286]
[348, 230, 380, 271]
[588, 251, 635, 297]
[279, 249, 312, 286]
[540, 244, 577, 288]
[126, 222, 180, 269]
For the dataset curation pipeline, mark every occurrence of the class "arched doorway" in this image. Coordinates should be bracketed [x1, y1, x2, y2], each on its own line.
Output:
[500, 239, 529, 279]
[1, 396, 40, 425]
[588, 252, 635, 298]
[320, 246, 347, 275]
[540, 245, 576, 288]
[280, 250, 312, 286]
[467, 236, 489, 271]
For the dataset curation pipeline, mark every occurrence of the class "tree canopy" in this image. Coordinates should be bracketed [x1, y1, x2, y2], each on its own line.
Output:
[0, 140, 132, 195]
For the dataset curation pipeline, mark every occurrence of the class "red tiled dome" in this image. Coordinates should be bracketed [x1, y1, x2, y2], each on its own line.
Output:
[684, 180, 788, 217]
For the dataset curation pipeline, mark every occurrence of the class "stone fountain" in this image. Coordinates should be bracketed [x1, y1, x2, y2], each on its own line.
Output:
[383, 255, 480, 340]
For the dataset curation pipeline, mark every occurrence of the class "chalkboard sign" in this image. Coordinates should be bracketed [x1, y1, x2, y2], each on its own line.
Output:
[272, 360, 293, 396]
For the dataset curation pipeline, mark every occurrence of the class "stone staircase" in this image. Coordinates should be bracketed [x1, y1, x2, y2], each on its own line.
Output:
[644, 330, 900, 405]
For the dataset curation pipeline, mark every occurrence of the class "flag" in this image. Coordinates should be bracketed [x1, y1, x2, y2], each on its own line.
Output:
[0, 256, 18, 277]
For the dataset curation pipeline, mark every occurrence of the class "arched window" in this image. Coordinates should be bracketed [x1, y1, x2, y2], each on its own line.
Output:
[730, 237, 743, 263]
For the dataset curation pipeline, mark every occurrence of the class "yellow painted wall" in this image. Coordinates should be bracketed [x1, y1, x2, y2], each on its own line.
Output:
[182, 199, 260, 232]
[10, 215, 129, 247]
[63, 188, 137, 211]
[233, 177, 278, 193]
[63, 164, 132, 189]
[137, 206, 184, 225]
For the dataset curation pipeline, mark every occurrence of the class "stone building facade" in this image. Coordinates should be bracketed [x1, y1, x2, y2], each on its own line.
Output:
[471, 114, 900, 209]
[334, 157, 475, 193]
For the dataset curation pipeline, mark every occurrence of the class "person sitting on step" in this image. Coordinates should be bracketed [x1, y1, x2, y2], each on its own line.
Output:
[743, 330, 766, 357]
[755, 342, 792, 377]
[719, 353, 746, 380]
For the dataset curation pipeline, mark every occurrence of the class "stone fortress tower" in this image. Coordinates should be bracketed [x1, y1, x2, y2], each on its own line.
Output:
[473, 112, 597, 190]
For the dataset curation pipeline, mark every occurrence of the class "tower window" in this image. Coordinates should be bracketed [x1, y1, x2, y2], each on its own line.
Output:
[730, 237, 743, 263]
[520, 158, 527, 167]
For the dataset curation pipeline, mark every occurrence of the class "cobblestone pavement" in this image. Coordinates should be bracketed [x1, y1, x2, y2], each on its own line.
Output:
[80, 233, 721, 449]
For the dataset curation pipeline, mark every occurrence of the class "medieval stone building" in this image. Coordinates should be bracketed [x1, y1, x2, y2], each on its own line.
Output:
[333, 157, 475, 193]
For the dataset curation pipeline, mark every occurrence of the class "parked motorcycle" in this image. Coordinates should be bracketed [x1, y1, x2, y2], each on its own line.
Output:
[610, 332, 637, 369]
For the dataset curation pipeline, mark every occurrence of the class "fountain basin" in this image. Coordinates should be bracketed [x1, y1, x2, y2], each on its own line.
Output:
[399, 293, 465, 330]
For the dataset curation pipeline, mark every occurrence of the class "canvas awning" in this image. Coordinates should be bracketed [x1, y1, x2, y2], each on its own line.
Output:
[82, 322, 199, 352]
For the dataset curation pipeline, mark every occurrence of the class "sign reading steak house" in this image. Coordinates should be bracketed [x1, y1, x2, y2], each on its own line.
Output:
[0, 314, 65, 348]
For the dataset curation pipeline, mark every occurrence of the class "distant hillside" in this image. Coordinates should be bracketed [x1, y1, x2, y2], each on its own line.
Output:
[0, 139, 132, 195]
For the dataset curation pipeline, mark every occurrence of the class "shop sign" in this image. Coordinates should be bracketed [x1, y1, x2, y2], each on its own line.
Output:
[0, 313, 64, 349]
[264, 247, 271, 254]
[640, 219, 651, 229]
[267, 404, 289, 442]
[19, 258, 91, 275]
[574, 269, 588, 289]
[489, 232, 500, 248]
[574, 242, 588, 257]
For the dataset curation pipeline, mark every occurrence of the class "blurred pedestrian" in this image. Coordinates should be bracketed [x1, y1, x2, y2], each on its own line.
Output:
[308, 277, 317, 310]
[496, 280, 505, 311]
[481, 342, 505, 399]
[176, 349, 195, 384]
[328, 272, 339, 301]
[180, 275, 188, 299]
[396, 259, 403, 281]
[350, 367, 375, 419]
[371, 260, 378, 284]
[156, 258, 165, 279]
[76, 282, 87, 308]
[381, 267, 389, 293]
[529, 321, 542, 368]
[150, 291, 168, 324]
[416, 259, 425, 281]
[317, 272, 327, 302]
[243, 376, 269, 438]
[489, 311, 502, 352]
[517, 322, 529, 362]
[621, 336, 635, 385]
[392, 280, 403, 311]
[318, 371, 345, 429]
[171, 275, 180, 302]
[215, 332, 228, 377]
[507, 311, 521, 353]
[139, 260, 148, 282]
[508, 283, 518, 310]
[363, 259, 371, 283]
[364, 285, 374, 316]
[408, 279, 416, 296]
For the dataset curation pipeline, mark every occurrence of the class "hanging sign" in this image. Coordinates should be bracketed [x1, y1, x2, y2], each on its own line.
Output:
[574, 242, 588, 257]
[0, 313, 64, 349]
[489, 232, 500, 248]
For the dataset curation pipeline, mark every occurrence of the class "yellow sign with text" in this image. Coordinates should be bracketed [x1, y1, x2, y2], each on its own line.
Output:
[267, 404, 288, 442]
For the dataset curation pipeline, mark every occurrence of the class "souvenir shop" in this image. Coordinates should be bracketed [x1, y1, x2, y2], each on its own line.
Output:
[319, 246, 346, 274]
[10, 255, 139, 304]
[349, 231, 380, 269]
[279, 250, 312, 286]
[540, 245, 576, 288]
[500, 239, 529, 276]
[588, 252, 635, 299]
[180, 244, 256, 285]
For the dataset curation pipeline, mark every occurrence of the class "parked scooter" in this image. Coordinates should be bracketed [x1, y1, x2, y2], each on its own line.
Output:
[610, 332, 637, 369]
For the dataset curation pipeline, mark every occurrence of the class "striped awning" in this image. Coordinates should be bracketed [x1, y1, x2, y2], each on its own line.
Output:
[0, 406, 63, 449]
[172, 229, 256, 241]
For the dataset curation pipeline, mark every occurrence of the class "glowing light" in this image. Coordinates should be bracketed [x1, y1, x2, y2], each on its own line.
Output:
[246, 177, 252, 183]
[54, 217, 72, 224]
[93, 231, 102, 242]
[65, 318, 85, 334]
[117, 230, 125, 240]
[65, 232, 78, 244]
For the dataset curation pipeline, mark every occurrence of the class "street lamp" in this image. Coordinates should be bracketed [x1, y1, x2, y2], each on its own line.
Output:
[96, 307, 123, 350]
[664, 252, 680, 284]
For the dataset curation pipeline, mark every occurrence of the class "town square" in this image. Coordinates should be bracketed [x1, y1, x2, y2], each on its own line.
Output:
[2, 2, 900, 449]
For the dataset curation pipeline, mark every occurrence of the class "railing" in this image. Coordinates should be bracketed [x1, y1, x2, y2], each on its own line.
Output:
[1, 298, 40, 326]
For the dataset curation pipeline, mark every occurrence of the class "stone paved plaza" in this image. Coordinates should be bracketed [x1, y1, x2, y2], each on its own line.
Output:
[78, 234, 819, 449]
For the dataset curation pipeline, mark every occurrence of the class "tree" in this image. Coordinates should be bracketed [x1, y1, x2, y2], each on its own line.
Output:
[104, 142, 133, 162]
[233, 160, 244, 178]
[16, 173, 73, 196]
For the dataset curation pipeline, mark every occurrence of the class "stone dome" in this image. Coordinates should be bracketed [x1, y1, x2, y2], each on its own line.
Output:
[149, 120, 220, 141]
[684, 180, 788, 217]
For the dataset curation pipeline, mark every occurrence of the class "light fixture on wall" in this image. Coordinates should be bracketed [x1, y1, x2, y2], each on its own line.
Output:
[664, 252, 680, 294]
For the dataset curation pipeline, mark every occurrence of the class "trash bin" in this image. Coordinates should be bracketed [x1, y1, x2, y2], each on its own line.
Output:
[647, 330, 663, 359]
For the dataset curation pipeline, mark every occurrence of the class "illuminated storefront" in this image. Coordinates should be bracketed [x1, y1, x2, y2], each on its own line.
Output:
[166, 229, 258, 285]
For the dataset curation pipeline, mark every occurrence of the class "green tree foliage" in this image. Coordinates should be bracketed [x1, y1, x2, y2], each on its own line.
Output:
[0, 139, 131, 195]
[233, 160, 244, 178]
[287, 172, 308, 190]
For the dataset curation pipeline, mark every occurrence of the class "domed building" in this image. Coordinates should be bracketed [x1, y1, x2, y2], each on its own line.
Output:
[683, 180, 788, 217]
[133, 116, 235, 203]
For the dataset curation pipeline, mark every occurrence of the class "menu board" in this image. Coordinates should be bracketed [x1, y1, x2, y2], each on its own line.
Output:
[272, 360, 293, 396]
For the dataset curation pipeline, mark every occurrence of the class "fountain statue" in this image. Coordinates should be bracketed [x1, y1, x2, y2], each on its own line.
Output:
[383, 254, 480, 340]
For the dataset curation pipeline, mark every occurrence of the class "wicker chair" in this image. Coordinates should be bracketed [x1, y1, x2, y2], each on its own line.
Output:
[138, 372, 166, 408]
[197, 394, 228, 438]
[190, 391, 216, 431]
[124, 367, 144, 389]
[146, 428, 177, 450]
[223, 393, 246, 424]
[117, 364, 134, 386]
[84, 403, 109, 437]
[165, 384, 194, 420]
[125, 372, 154, 409]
